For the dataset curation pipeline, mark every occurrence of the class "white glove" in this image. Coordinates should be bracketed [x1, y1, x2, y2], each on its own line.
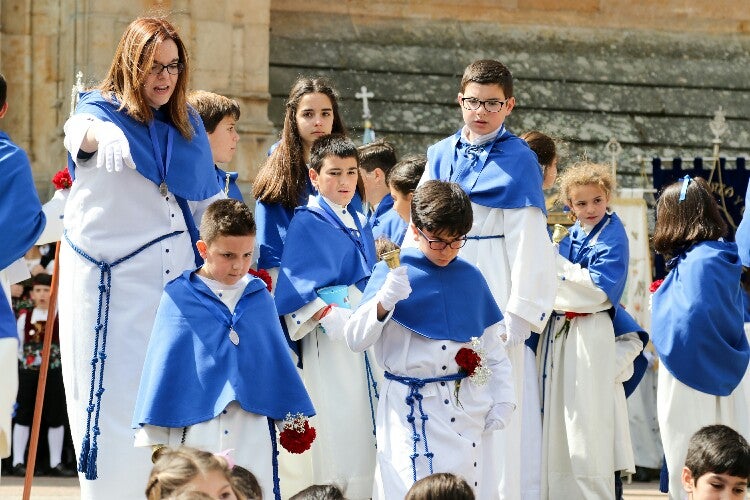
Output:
[484, 402, 515, 432]
[94, 121, 136, 172]
[318, 306, 352, 342]
[502, 312, 531, 348]
[375, 266, 412, 311]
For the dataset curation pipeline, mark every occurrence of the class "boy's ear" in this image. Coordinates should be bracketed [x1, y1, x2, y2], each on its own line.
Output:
[196, 240, 208, 258]
[410, 223, 420, 241]
[456, 92, 464, 107]
[0, 102, 7, 118]
[308, 167, 318, 189]
[681, 466, 696, 493]
[505, 96, 516, 114]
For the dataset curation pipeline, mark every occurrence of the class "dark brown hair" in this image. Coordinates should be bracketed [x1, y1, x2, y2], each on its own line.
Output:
[653, 176, 727, 259]
[253, 77, 346, 208]
[98, 17, 193, 139]
[358, 139, 397, 174]
[187, 90, 240, 134]
[405, 472, 475, 500]
[460, 59, 513, 97]
[199, 199, 256, 244]
[520, 130, 556, 169]
[685, 424, 750, 483]
[387, 154, 426, 195]
[411, 180, 473, 238]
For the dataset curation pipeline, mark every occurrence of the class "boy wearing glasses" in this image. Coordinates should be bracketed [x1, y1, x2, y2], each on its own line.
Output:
[345, 180, 515, 500]
[420, 59, 556, 500]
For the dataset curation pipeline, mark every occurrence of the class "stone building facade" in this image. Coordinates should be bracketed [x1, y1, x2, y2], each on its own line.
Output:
[2, 0, 749, 199]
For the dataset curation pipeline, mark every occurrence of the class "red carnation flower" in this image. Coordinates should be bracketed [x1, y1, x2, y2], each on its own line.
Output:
[248, 268, 273, 292]
[455, 347, 481, 377]
[52, 168, 73, 190]
[649, 279, 664, 293]
[564, 311, 590, 320]
[279, 419, 316, 454]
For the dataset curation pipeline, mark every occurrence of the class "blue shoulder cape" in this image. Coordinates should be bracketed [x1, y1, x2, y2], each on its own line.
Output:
[0, 131, 45, 270]
[0, 287, 17, 341]
[652, 240, 750, 396]
[565, 213, 629, 308]
[369, 194, 394, 229]
[373, 209, 408, 246]
[612, 304, 650, 397]
[735, 177, 750, 267]
[274, 199, 376, 316]
[427, 129, 546, 212]
[360, 247, 503, 342]
[133, 271, 314, 427]
[215, 166, 243, 201]
[70, 90, 219, 201]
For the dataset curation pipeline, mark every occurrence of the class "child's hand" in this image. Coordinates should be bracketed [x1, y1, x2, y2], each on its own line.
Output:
[375, 266, 411, 311]
[318, 306, 352, 341]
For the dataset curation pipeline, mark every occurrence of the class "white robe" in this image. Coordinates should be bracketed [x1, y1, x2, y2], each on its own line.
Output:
[60, 119, 221, 500]
[282, 203, 378, 500]
[404, 201, 556, 500]
[538, 255, 642, 500]
[657, 365, 749, 500]
[345, 297, 515, 499]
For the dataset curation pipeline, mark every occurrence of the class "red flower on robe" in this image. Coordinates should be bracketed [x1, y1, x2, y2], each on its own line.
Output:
[52, 168, 72, 190]
[455, 347, 481, 377]
[279, 415, 316, 454]
[649, 279, 664, 293]
[248, 268, 273, 292]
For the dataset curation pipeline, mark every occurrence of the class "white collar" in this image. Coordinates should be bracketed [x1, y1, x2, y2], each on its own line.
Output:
[461, 125, 505, 146]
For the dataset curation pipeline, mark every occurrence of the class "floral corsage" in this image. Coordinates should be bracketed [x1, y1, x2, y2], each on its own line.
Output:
[556, 311, 590, 339]
[648, 278, 664, 311]
[279, 413, 316, 454]
[454, 337, 491, 407]
[248, 268, 273, 292]
[52, 167, 73, 190]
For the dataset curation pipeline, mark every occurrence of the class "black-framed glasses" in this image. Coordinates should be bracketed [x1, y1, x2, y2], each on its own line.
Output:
[416, 227, 467, 250]
[460, 97, 508, 113]
[150, 62, 184, 76]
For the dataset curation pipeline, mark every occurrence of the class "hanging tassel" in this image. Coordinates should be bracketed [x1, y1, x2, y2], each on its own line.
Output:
[85, 443, 98, 480]
[78, 434, 90, 474]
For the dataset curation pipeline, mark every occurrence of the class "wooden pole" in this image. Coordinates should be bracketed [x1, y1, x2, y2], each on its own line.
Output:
[22, 241, 62, 500]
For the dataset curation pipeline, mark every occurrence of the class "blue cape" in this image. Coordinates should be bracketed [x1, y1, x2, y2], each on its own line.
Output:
[274, 199, 376, 316]
[215, 166, 243, 201]
[0, 287, 16, 341]
[133, 271, 314, 427]
[427, 129, 546, 212]
[360, 248, 502, 341]
[70, 90, 219, 201]
[369, 193, 394, 228]
[255, 180, 364, 270]
[0, 131, 45, 270]
[564, 213, 630, 308]
[612, 304, 650, 398]
[372, 202, 408, 246]
[652, 240, 750, 396]
[735, 177, 750, 266]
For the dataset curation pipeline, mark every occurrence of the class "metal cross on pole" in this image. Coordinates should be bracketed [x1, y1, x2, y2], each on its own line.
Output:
[355, 85, 375, 144]
[604, 137, 623, 182]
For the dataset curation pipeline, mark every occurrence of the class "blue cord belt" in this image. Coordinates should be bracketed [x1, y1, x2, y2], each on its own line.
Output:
[384, 370, 466, 482]
[63, 229, 183, 480]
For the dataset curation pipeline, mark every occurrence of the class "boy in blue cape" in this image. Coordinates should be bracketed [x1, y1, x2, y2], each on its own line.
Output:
[274, 134, 378, 500]
[133, 199, 314, 500]
[357, 139, 399, 242]
[415, 59, 557, 500]
[188, 90, 244, 201]
[345, 180, 515, 499]
[0, 72, 46, 471]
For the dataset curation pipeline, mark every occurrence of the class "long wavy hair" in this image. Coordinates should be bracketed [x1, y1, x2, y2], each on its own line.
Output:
[98, 16, 193, 139]
[253, 77, 346, 208]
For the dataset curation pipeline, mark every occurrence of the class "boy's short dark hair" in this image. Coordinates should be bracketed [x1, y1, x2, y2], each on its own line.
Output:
[0, 73, 6, 109]
[231, 465, 261, 500]
[187, 90, 241, 134]
[289, 483, 345, 500]
[460, 59, 513, 98]
[520, 130, 557, 167]
[32, 273, 52, 288]
[387, 154, 426, 194]
[309, 134, 359, 173]
[199, 199, 256, 244]
[685, 424, 750, 483]
[405, 472, 475, 500]
[357, 139, 397, 175]
[411, 180, 472, 237]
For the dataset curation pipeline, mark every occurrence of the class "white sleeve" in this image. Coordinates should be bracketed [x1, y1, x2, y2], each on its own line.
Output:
[344, 298, 392, 353]
[63, 113, 98, 162]
[284, 298, 327, 341]
[614, 332, 645, 383]
[188, 191, 226, 228]
[0, 337, 18, 458]
[553, 254, 611, 313]
[36, 189, 69, 245]
[485, 323, 516, 408]
[504, 207, 557, 332]
[266, 267, 279, 294]
[16, 313, 26, 361]
[133, 424, 171, 448]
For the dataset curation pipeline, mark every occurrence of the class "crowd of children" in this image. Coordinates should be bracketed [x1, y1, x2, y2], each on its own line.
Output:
[2, 14, 749, 500]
